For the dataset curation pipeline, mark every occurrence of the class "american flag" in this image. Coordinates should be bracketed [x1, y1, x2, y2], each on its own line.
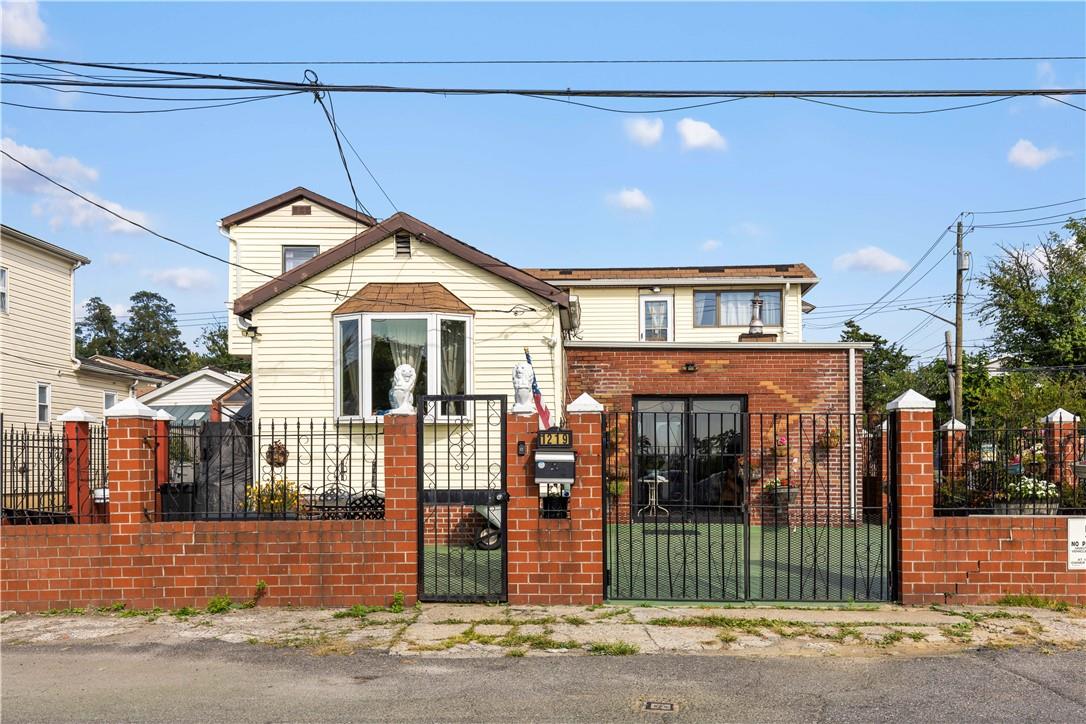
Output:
[523, 348, 552, 430]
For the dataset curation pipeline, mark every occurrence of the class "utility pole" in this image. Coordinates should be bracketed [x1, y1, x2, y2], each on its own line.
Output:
[954, 220, 966, 420]
[945, 330, 957, 421]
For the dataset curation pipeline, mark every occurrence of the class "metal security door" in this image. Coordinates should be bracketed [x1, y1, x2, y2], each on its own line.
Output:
[417, 395, 508, 602]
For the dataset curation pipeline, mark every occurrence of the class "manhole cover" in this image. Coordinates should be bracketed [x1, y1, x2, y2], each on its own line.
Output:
[643, 701, 676, 712]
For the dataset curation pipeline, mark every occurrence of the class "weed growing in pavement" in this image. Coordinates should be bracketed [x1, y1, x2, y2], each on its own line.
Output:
[205, 596, 235, 614]
[994, 595, 1070, 612]
[171, 606, 200, 619]
[942, 622, 974, 642]
[905, 631, 927, 642]
[588, 641, 639, 656]
[95, 602, 126, 613]
[592, 607, 630, 620]
[718, 630, 738, 644]
[39, 607, 86, 616]
[561, 615, 588, 626]
[505, 648, 526, 657]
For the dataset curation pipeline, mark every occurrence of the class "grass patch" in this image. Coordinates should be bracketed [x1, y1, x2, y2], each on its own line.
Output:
[561, 615, 588, 626]
[171, 606, 200, 619]
[118, 606, 163, 621]
[505, 648, 526, 658]
[942, 621, 974, 642]
[588, 641, 639, 656]
[995, 595, 1070, 612]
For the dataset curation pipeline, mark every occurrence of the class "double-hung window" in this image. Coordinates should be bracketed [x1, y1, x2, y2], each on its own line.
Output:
[694, 290, 782, 327]
[36, 383, 51, 424]
[0, 267, 8, 313]
[283, 245, 320, 272]
[336, 313, 472, 419]
[103, 391, 118, 413]
[639, 295, 673, 342]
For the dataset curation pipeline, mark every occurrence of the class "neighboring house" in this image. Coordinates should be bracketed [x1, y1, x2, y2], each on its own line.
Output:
[210, 374, 252, 421]
[140, 366, 248, 424]
[221, 189, 867, 424]
[0, 225, 173, 426]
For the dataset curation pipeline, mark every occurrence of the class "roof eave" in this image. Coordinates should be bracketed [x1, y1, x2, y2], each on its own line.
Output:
[219, 186, 377, 229]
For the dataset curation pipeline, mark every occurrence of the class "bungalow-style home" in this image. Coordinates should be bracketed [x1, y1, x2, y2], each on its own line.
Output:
[140, 366, 249, 424]
[221, 188, 865, 425]
[0, 225, 173, 426]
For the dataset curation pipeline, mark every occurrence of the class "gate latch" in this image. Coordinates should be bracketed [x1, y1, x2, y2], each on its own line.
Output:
[492, 491, 509, 505]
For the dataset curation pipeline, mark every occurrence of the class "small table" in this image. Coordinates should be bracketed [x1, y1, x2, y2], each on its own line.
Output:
[637, 474, 669, 517]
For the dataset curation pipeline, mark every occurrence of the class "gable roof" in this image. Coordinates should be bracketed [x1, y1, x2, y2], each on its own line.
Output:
[523, 263, 818, 287]
[219, 186, 377, 229]
[233, 211, 569, 315]
[333, 282, 473, 315]
[1, 224, 91, 266]
[138, 367, 247, 404]
[81, 355, 176, 382]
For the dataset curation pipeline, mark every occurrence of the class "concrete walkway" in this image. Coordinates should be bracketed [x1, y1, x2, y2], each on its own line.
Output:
[2, 601, 1084, 659]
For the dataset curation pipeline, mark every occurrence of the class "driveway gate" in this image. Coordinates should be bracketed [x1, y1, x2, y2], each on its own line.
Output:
[603, 409, 895, 602]
[417, 395, 508, 602]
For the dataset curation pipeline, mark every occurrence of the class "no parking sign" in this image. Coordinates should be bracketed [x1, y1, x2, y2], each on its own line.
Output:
[1069, 518, 1086, 571]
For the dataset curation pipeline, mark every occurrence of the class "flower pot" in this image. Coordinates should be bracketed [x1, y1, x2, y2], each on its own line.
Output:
[994, 499, 1059, 515]
[1006, 463, 1023, 475]
[773, 445, 789, 458]
[91, 487, 109, 504]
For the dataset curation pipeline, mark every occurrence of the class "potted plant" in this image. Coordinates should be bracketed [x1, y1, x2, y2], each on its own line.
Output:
[772, 435, 789, 458]
[244, 477, 300, 517]
[739, 456, 762, 483]
[606, 477, 627, 505]
[817, 428, 841, 451]
[1021, 442, 1046, 471]
[995, 476, 1059, 515]
[763, 479, 796, 503]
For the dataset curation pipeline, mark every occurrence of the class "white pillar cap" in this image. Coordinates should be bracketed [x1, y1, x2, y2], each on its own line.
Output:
[940, 418, 967, 431]
[1045, 408, 1080, 423]
[885, 389, 936, 412]
[566, 392, 604, 413]
[56, 407, 100, 423]
[153, 409, 175, 421]
[103, 396, 158, 420]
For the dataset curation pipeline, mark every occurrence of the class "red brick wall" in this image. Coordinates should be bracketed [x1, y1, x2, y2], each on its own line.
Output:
[0, 415, 418, 612]
[505, 413, 604, 605]
[892, 407, 1086, 605]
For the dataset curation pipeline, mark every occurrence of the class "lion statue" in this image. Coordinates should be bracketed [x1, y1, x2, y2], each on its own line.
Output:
[387, 363, 417, 415]
[512, 362, 535, 413]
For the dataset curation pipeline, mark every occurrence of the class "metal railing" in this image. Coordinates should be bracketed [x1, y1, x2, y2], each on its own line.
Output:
[156, 418, 384, 521]
[934, 423, 1085, 515]
[1, 419, 108, 525]
[603, 411, 891, 602]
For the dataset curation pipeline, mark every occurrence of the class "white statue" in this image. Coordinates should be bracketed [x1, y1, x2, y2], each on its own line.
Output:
[387, 364, 417, 415]
[512, 362, 535, 414]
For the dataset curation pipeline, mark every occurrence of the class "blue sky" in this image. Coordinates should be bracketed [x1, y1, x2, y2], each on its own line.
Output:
[1, 1, 1083, 360]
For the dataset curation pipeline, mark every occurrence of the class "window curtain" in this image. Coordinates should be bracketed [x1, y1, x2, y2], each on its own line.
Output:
[440, 320, 466, 396]
[339, 319, 360, 416]
[718, 292, 751, 326]
[382, 319, 427, 374]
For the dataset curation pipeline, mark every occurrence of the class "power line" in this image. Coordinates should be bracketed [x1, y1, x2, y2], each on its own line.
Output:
[974, 217, 1083, 230]
[968, 196, 1086, 214]
[0, 92, 301, 114]
[970, 209, 1086, 228]
[49, 55, 1086, 66]
[794, 95, 1016, 115]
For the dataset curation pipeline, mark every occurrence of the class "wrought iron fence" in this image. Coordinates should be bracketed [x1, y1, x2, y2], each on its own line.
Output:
[156, 418, 383, 521]
[934, 422, 1086, 515]
[603, 410, 891, 602]
[1, 418, 108, 524]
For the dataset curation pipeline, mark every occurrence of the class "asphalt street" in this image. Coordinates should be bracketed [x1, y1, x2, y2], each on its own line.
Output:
[2, 642, 1084, 723]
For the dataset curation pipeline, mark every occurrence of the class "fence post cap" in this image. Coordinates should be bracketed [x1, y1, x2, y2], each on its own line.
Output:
[56, 407, 99, 423]
[940, 418, 967, 431]
[153, 409, 175, 421]
[567, 392, 604, 413]
[1045, 407, 1080, 423]
[103, 396, 158, 420]
[885, 389, 936, 411]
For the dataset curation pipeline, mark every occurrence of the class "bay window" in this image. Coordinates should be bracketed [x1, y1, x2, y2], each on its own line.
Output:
[694, 290, 782, 327]
[335, 313, 472, 419]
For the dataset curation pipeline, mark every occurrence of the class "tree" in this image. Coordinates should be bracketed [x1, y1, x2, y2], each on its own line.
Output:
[839, 320, 913, 416]
[971, 372, 1086, 427]
[75, 297, 122, 358]
[120, 291, 189, 374]
[185, 324, 250, 374]
[977, 219, 1086, 367]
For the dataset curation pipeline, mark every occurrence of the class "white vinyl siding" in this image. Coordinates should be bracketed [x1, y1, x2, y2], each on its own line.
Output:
[249, 235, 562, 422]
[0, 231, 135, 425]
[226, 201, 370, 356]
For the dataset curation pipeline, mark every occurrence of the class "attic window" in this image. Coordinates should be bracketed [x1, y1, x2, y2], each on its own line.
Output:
[292, 204, 312, 216]
[395, 233, 411, 256]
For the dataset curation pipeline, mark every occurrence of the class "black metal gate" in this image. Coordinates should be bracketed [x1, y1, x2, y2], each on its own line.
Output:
[603, 410, 895, 602]
[417, 395, 508, 602]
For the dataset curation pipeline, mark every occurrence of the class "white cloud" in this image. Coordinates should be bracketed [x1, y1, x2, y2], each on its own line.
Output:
[144, 267, 216, 291]
[1, 137, 150, 233]
[624, 118, 663, 147]
[676, 118, 727, 151]
[833, 246, 909, 273]
[106, 252, 132, 266]
[606, 187, 653, 213]
[76, 298, 128, 319]
[1007, 138, 1063, 170]
[700, 239, 721, 252]
[1, 1, 47, 48]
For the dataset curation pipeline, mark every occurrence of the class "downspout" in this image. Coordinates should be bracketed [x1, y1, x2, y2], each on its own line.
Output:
[69, 262, 84, 371]
[848, 347, 857, 522]
[217, 221, 237, 308]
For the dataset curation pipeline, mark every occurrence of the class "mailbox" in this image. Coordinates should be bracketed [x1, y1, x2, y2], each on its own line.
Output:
[534, 429, 576, 518]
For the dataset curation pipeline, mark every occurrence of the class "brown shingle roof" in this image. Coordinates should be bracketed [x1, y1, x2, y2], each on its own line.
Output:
[522, 263, 817, 282]
[83, 355, 177, 381]
[233, 212, 568, 315]
[220, 186, 377, 229]
[333, 283, 473, 315]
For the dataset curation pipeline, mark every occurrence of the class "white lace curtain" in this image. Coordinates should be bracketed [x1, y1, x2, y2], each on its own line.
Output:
[381, 319, 426, 374]
[440, 321, 466, 396]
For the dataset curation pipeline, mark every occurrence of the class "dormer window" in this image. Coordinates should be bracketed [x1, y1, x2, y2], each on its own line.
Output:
[395, 233, 411, 257]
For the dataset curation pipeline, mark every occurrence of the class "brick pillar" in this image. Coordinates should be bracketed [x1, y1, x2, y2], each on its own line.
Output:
[153, 410, 172, 486]
[505, 413, 539, 604]
[58, 408, 95, 524]
[1044, 408, 1080, 495]
[104, 398, 159, 528]
[887, 390, 936, 605]
[567, 410, 605, 604]
[382, 413, 418, 606]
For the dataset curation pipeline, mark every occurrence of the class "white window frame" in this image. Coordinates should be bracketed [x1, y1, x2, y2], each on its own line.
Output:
[334, 312, 474, 421]
[639, 294, 674, 342]
[0, 266, 8, 313]
[693, 289, 784, 328]
[103, 391, 118, 413]
[36, 382, 51, 424]
[282, 245, 320, 273]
